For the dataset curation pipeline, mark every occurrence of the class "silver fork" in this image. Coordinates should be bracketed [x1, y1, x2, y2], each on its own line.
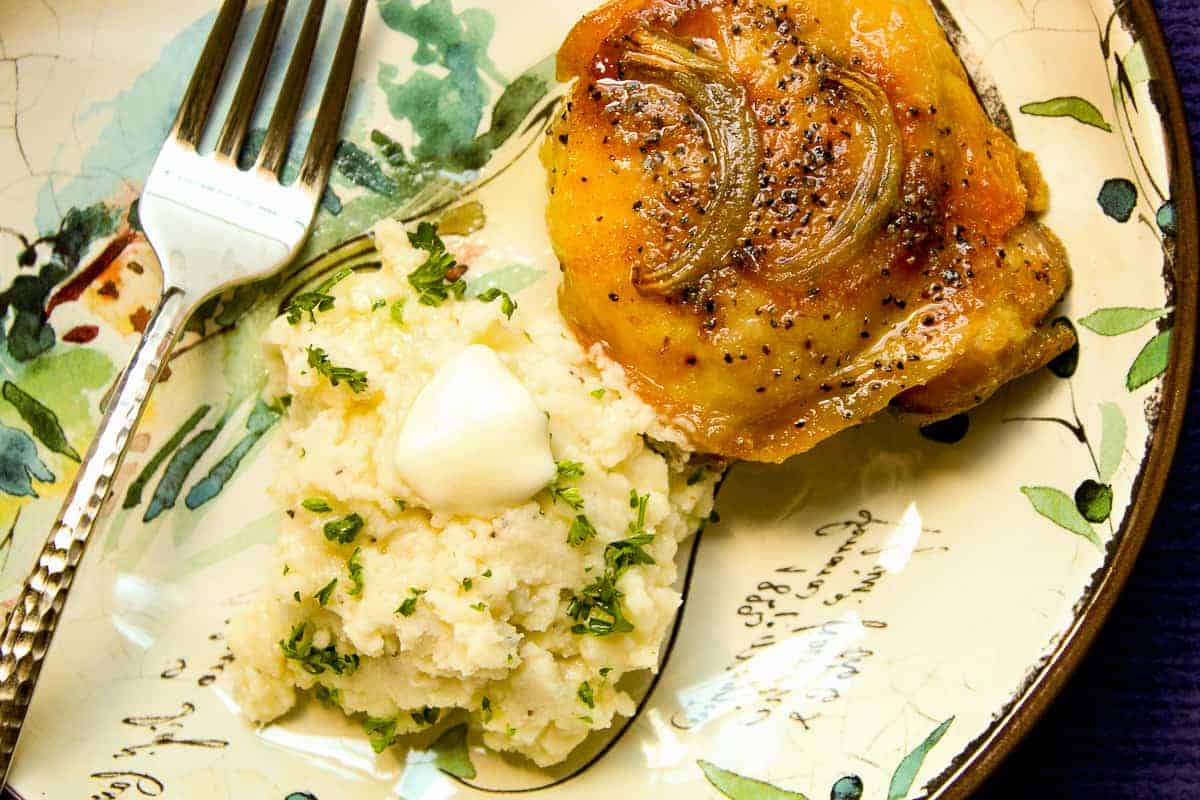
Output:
[0, 0, 366, 785]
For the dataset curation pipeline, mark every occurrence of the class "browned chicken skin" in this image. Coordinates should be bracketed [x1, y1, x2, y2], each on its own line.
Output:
[542, 0, 1073, 462]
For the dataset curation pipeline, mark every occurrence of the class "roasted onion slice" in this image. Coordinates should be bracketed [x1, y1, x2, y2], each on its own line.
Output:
[621, 31, 761, 294]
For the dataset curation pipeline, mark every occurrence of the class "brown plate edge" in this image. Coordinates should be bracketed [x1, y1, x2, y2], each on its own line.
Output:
[925, 1, 1198, 798]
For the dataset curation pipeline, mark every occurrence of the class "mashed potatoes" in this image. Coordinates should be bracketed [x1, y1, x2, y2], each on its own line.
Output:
[227, 218, 718, 766]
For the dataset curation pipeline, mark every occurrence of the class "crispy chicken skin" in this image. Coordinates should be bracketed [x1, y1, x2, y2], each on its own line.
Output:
[542, 0, 1073, 462]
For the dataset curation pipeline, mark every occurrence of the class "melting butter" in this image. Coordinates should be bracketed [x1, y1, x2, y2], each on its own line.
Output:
[395, 344, 556, 515]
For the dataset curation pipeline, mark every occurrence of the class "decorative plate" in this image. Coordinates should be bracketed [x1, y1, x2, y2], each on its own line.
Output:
[0, 0, 1193, 798]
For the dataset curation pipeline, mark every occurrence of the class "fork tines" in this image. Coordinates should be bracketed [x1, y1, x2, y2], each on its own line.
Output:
[169, 0, 367, 195]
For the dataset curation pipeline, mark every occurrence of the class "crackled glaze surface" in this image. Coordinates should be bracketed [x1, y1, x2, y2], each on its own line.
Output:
[0, 1, 1191, 799]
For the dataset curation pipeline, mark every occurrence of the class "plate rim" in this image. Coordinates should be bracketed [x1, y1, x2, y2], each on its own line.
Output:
[0, 1, 1195, 798]
[927, 0, 1198, 796]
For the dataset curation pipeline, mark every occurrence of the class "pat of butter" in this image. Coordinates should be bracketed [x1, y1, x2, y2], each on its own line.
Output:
[395, 344, 556, 515]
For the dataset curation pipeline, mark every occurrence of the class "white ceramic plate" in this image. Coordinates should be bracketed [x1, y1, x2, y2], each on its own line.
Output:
[0, 1, 1193, 798]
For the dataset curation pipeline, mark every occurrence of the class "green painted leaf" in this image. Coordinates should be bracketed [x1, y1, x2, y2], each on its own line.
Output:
[1157, 201, 1178, 236]
[2, 381, 80, 461]
[0, 423, 54, 497]
[144, 416, 226, 522]
[887, 717, 954, 800]
[1097, 402, 1126, 483]
[1021, 487, 1101, 546]
[124, 405, 210, 509]
[184, 400, 281, 510]
[334, 140, 400, 196]
[1127, 329, 1172, 390]
[1, 203, 119, 362]
[1047, 318, 1079, 378]
[1019, 97, 1113, 132]
[1078, 307, 1170, 336]
[698, 760, 809, 800]
[465, 264, 544, 298]
[1098, 178, 1138, 223]
[830, 776, 864, 800]
[431, 723, 476, 779]
[1075, 480, 1114, 524]
[1123, 42, 1151, 84]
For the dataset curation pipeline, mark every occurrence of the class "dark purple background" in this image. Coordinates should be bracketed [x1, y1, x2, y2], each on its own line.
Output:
[976, 2, 1200, 797]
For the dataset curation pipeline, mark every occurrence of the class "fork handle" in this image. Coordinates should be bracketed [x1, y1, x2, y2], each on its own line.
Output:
[0, 288, 191, 787]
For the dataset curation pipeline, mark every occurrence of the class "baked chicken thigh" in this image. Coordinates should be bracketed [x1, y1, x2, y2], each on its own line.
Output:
[543, 0, 1073, 462]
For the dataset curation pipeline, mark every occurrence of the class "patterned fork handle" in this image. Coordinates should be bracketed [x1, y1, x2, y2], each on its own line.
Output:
[0, 288, 192, 784]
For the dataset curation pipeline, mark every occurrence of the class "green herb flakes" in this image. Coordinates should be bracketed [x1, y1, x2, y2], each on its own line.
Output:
[347, 548, 365, 596]
[363, 716, 399, 753]
[314, 578, 338, 606]
[550, 461, 586, 510]
[470, 602, 487, 612]
[306, 346, 368, 393]
[567, 514, 597, 547]
[590, 388, 606, 399]
[407, 222, 466, 307]
[481, 696, 493, 723]
[477, 287, 517, 319]
[461, 577, 473, 591]
[323, 513, 363, 544]
[411, 706, 441, 726]
[302, 497, 332, 513]
[371, 298, 387, 312]
[577, 681, 595, 709]
[285, 268, 353, 325]
[314, 685, 341, 706]
[397, 588, 425, 617]
[279, 622, 360, 676]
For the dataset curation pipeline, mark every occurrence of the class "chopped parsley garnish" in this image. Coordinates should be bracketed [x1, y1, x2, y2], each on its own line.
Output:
[363, 716, 399, 753]
[371, 298, 387, 312]
[306, 346, 368, 393]
[549, 461, 586, 510]
[590, 388, 606, 400]
[411, 706, 441, 726]
[323, 513, 363, 544]
[314, 578, 338, 606]
[461, 577, 473, 591]
[482, 569, 493, 578]
[567, 514, 597, 547]
[315, 685, 342, 706]
[347, 548, 365, 596]
[390, 298, 406, 326]
[279, 622, 360, 675]
[687, 469, 705, 486]
[599, 667, 613, 679]
[567, 490, 656, 637]
[407, 222, 467, 307]
[477, 287, 517, 319]
[293, 591, 301, 603]
[505, 725, 516, 738]
[481, 696, 493, 723]
[557, 461, 585, 480]
[567, 571, 634, 637]
[285, 268, 354, 325]
[396, 588, 425, 616]
[577, 681, 595, 709]
[470, 602, 486, 612]
[605, 533, 656, 574]
[393, 497, 408, 511]
[302, 497, 332, 513]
